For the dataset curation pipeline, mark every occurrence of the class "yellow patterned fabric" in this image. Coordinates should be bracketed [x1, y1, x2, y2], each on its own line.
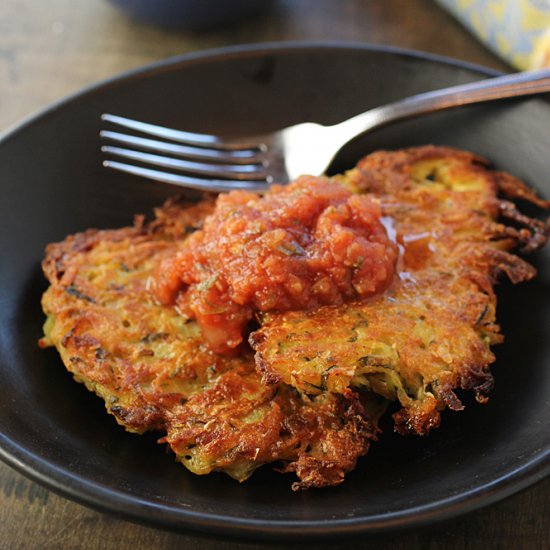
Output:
[436, 0, 550, 69]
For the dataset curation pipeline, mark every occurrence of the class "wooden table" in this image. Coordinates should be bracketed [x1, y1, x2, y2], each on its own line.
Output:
[1, 1, 548, 548]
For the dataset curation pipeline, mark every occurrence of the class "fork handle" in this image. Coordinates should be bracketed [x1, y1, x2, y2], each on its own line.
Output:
[334, 68, 550, 138]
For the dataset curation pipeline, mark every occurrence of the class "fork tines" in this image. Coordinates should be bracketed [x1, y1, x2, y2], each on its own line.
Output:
[100, 114, 271, 192]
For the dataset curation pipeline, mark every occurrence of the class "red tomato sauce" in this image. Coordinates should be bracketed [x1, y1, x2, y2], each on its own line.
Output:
[153, 176, 398, 353]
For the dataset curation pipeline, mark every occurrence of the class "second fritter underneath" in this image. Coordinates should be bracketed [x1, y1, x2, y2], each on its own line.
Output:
[40, 199, 381, 490]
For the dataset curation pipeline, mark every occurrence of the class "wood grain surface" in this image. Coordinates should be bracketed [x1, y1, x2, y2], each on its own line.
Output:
[0, 1, 547, 548]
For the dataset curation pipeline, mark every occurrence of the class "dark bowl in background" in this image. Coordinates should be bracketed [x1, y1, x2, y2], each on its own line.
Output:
[106, 0, 275, 30]
[0, 43, 549, 539]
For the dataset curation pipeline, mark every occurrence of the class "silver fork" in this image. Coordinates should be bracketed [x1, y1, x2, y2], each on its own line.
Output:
[101, 68, 550, 193]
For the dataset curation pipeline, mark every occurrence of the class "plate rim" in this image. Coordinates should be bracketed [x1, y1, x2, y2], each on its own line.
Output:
[0, 40, 502, 140]
[1, 40, 548, 539]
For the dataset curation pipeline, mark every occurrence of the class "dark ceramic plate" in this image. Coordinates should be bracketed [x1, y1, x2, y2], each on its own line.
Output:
[0, 43, 549, 540]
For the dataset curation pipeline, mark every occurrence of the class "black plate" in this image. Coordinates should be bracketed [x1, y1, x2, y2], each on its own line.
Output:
[0, 43, 549, 540]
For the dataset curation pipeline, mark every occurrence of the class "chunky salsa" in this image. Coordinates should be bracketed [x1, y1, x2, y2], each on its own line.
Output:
[153, 176, 398, 353]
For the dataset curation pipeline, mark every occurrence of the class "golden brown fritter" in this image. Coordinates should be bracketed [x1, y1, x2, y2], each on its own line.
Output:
[40, 146, 549, 489]
[250, 147, 549, 436]
[39, 198, 380, 490]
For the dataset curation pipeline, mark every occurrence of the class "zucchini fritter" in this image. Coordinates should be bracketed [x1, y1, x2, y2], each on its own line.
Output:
[40, 146, 549, 488]
[250, 147, 549, 436]
[39, 198, 380, 490]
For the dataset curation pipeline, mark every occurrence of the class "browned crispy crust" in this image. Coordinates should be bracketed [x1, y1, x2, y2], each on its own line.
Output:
[40, 200, 379, 489]
[251, 146, 549, 436]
